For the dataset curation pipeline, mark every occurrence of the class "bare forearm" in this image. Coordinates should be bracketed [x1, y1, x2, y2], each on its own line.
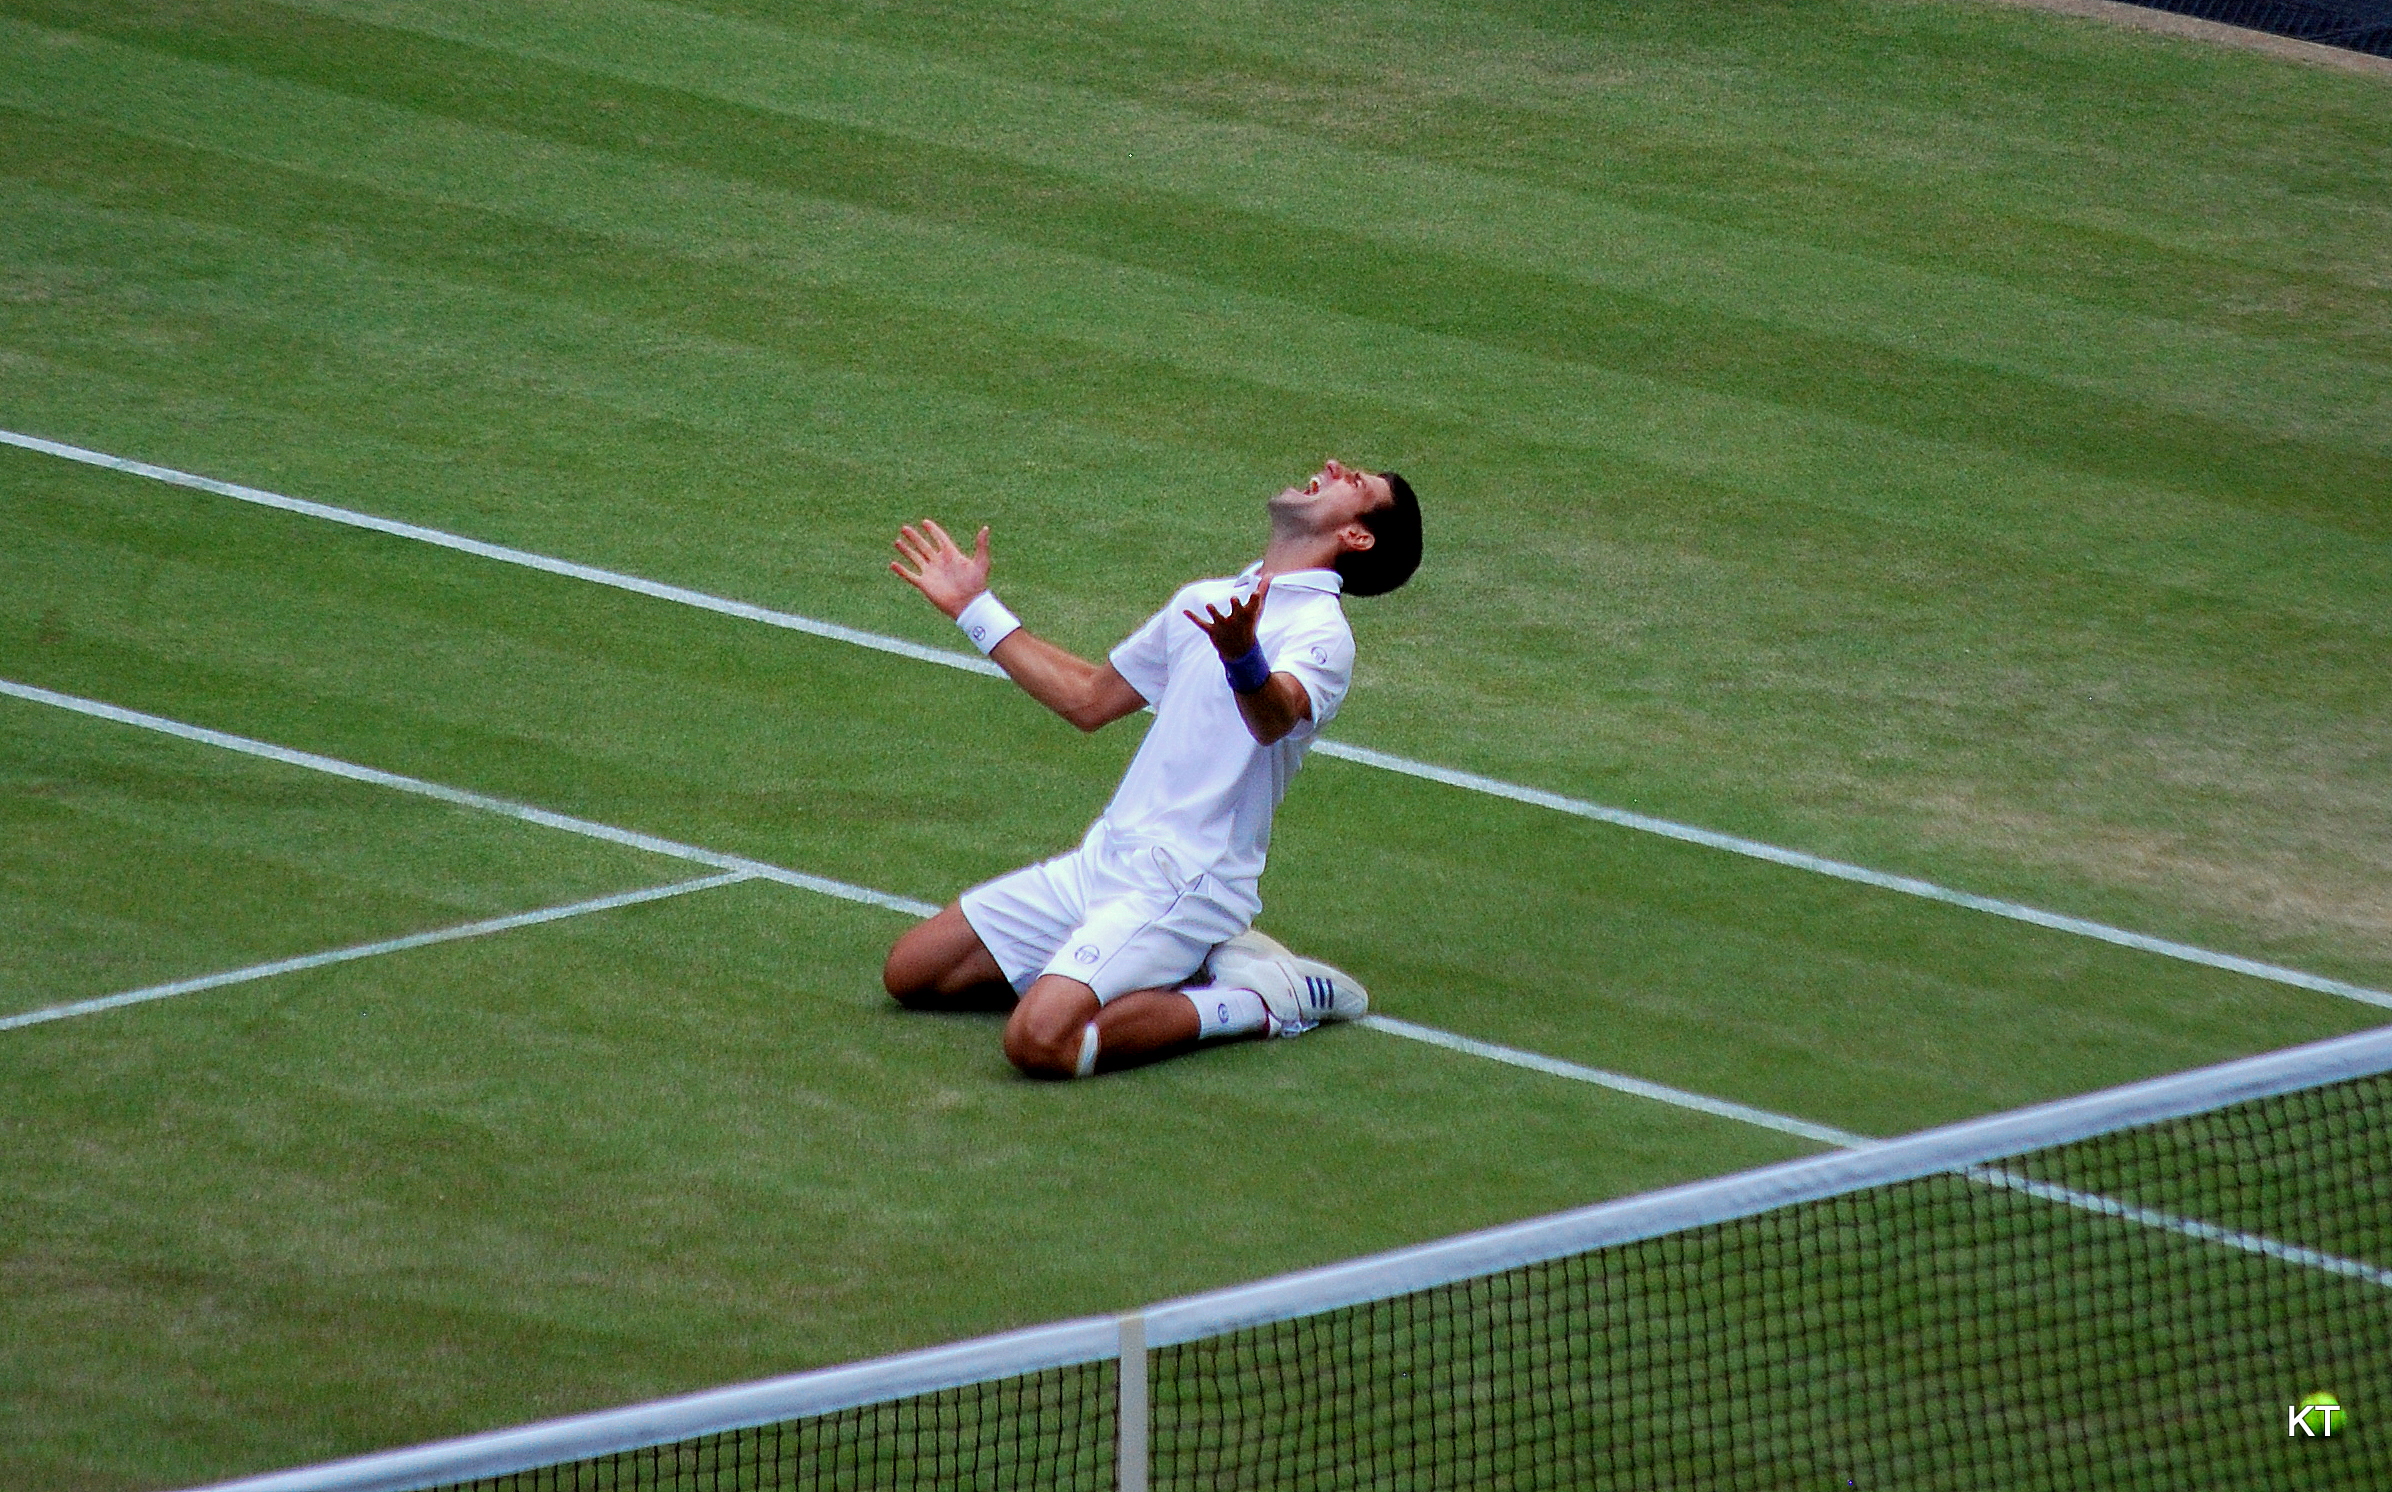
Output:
[1182, 576, 1312, 747]
[888, 521, 1142, 733]
[1233, 672, 1311, 746]
[990, 630, 1143, 731]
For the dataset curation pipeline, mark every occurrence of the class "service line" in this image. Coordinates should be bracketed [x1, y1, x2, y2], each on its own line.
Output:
[7, 428, 2387, 1011]
[0, 872, 754, 1033]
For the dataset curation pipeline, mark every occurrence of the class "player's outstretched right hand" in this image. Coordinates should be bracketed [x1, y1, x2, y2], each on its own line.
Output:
[1185, 575, 1269, 659]
[891, 518, 992, 620]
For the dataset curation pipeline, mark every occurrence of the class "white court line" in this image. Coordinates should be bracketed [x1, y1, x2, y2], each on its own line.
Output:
[1359, 1015, 1868, 1147]
[0, 429, 1005, 678]
[1967, 1166, 2392, 1291]
[9, 428, 2385, 1010]
[11, 672, 2372, 1291]
[0, 678, 940, 920]
[0, 873, 753, 1033]
[1315, 741, 2392, 1009]
[1362, 1015, 2392, 1289]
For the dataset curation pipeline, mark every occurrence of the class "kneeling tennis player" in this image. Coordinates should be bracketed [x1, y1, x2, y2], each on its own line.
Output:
[881, 460, 1422, 1078]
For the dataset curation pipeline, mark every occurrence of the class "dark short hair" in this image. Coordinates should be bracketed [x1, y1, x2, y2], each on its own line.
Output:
[1336, 471, 1421, 597]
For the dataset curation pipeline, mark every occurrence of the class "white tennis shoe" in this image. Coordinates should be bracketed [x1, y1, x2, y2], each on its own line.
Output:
[1204, 929, 1369, 1037]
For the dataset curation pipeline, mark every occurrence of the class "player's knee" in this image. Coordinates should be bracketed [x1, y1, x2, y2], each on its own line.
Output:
[1003, 992, 1094, 1079]
[1002, 1021, 1078, 1079]
[882, 920, 949, 1005]
[882, 942, 923, 1004]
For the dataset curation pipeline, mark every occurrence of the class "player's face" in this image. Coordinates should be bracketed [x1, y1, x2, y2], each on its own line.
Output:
[1270, 459, 1392, 536]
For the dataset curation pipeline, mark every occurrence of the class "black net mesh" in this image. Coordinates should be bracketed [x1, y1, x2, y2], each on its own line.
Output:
[426, 1363, 1114, 1492]
[415, 1072, 2390, 1490]
[1156, 1071, 2392, 1489]
[2114, 0, 2392, 55]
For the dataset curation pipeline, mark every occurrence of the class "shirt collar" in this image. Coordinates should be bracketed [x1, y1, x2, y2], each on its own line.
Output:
[1233, 562, 1343, 596]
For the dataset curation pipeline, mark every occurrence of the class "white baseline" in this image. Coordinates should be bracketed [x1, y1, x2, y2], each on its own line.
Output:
[7, 429, 2387, 1010]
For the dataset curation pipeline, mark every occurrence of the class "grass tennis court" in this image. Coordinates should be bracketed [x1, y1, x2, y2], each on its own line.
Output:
[2, 0, 2387, 1485]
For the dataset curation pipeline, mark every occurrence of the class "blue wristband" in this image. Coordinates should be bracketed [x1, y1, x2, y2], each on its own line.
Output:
[1223, 643, 1272, 694]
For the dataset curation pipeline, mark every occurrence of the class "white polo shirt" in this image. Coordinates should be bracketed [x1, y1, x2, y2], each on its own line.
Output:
[1099, 564, 1355, 896]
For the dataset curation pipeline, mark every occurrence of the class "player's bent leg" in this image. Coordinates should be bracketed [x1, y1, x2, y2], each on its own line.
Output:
[1091, 989, 1202, 1070]
[1008, 979, 1205, 1078]
[884, 903, 1013, 1010]
[1004, 974, 1104, 1078]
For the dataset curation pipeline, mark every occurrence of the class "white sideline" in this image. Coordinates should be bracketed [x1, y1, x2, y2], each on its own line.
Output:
[0, 678, 940, 920]
[0, 873, 753, 1034]
[1359, 1015, 1868, 1147]
[0, 429, 1007, 677]
[190, 1023, 2392, 1492]
[1966, 1165, 2392, 1292]
[10, 429, 2385, 1011]
[1314, 740, 2392, 1009]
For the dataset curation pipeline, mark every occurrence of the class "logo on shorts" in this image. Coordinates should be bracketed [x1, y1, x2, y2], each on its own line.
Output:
[1073, 944, 1100, 966]
[1310, 645, 1328, 665]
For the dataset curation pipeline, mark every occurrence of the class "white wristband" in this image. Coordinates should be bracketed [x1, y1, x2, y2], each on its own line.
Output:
[955, 590, 1022, 656]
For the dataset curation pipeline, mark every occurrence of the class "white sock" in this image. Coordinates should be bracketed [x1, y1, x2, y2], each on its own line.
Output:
[1186, 986, 1273, 1040]
[1074, 1023, 1101, 1078]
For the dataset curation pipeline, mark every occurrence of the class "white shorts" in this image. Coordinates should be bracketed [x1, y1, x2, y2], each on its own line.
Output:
[959, 823, 1255, 1003]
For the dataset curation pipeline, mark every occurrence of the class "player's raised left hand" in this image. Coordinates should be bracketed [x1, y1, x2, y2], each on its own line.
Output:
[891, 518, 992, 620]
[1185, 576, 1270, 658]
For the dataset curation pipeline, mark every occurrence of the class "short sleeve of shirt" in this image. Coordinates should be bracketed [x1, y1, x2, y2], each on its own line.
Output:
[1273, 609, 1356, 733]
[1107, 593, 1180, 705]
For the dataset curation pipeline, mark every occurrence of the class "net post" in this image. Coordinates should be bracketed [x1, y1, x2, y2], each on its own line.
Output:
[1117, 1311, 1149, 1492]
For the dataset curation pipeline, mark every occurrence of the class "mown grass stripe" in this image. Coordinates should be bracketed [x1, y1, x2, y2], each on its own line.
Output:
[11, 27, 2382, 577]
[278, 0, 2392, 456]
[12, 427, 2388, 1014]
[9, 4, 2385, 523]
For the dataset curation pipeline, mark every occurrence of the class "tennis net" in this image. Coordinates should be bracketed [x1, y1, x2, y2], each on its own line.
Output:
[2118, 0, 2392, 57]
[203, 1025, 2392, 1491]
